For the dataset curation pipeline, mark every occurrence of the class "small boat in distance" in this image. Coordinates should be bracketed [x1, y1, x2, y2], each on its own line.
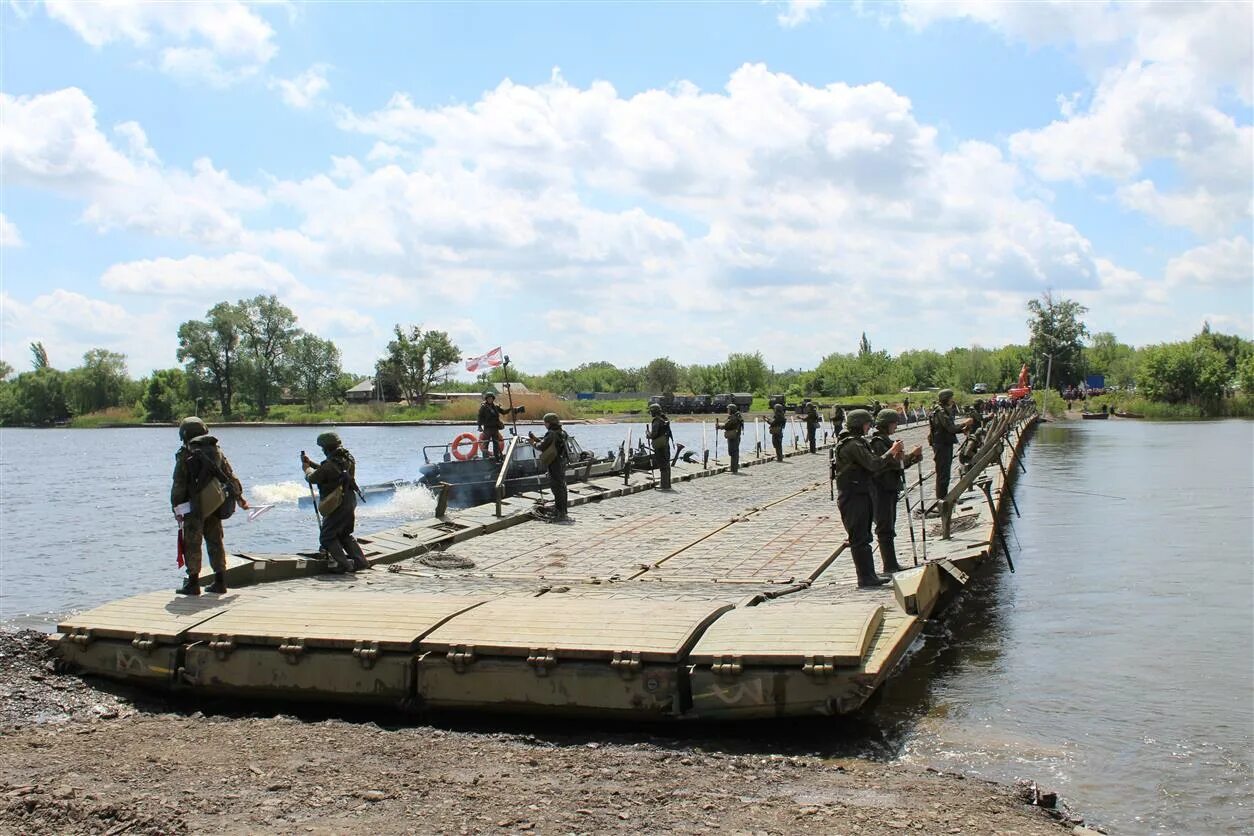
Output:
[1081, 411, 1109, 420]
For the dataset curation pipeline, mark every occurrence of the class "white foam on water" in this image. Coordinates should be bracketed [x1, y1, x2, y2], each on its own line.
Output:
[358, 484, 436, 520]
[251, 481, 311, 504]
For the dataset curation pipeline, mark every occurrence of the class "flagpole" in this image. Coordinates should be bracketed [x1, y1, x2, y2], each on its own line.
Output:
[502, 354, 519, 437]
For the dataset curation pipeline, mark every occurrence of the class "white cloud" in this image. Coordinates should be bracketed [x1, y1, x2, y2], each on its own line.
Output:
[100, 252, 307, 299]
[270, 63, 331, 109]
[778, 0, 826, 28]
[0, 87, 264, 244]
[902, 1, 1253, 235]
[1164, 237, 1254, 288]
[0, 213, 23, 247]
[44, 0, 278, 86]
[0, 289, 167, 373]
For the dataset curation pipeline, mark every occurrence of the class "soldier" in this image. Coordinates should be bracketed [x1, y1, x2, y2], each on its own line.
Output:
[830, 404, 845, 433]
[171, 416, 249, 595]
[769, 403, 787, 462]
[928, 389, 972, 509]
[870, 409, 923, 574]
[803, 402, 821, 453]
[528, 413, 569, 521]
[902, 396, 911, 425]
[302, 432, 369, 574]
[477, 391, 517, 459]
[646, 403, 673, 489]
[716, 403, 744, 473]
[833, 409, 904, 588]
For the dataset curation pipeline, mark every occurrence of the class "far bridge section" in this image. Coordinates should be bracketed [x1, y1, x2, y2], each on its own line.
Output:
[55, 405, 1038, 719]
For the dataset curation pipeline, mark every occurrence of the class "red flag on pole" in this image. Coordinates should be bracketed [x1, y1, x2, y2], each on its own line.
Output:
[465, 347, 504, 373]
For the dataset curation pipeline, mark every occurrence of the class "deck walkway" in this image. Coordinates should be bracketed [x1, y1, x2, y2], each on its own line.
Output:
[56, 410, 1036, 719]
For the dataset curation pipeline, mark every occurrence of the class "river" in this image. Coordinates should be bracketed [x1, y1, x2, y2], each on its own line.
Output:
[0, 418, 1250, 833]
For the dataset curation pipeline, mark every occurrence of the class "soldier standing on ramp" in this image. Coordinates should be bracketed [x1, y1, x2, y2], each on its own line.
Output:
[804, 401, 821, 453]
[171, 417, 249, 596]
[646, 403, 673, 489]
[928, 389, 972, 510]
[529, 412, 570, 521]
[477, 391, 520, 460]
[870, 409, 923, 574]
[302, 432, 369, 574]
[768, 403, 787, 462]
[716, 403, 744, 473]
[833, 409, 904, 589]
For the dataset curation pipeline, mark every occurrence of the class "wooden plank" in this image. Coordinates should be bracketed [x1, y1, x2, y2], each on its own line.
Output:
[58, 590, 269, 642]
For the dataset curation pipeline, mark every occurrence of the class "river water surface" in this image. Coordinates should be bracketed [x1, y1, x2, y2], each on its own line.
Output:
[1, 418, 1250, 833]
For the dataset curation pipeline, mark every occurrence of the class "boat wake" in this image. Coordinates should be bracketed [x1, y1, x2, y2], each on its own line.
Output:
[358, 484, 436, 520]
[251, 481, 310, 504]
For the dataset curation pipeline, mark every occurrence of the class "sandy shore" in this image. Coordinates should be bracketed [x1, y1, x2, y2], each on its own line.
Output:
[0, 631, 1094, 835]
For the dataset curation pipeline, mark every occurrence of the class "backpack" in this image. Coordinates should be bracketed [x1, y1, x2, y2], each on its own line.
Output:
[186, 446, 237, 520]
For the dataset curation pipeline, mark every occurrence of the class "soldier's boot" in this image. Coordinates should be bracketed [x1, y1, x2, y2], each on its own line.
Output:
[853, 547, 889, 588]
[346, 537, 369, 571]
[175, 574, 201, 596]
[206, 572, 228, 594]
[878, 539, 903, 574]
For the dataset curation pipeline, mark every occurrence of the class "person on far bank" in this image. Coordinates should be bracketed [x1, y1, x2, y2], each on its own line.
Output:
[302, 432, 369, 574]
[870, 409, 923, 575]
[804, 401, 821, 453]
[833, 409, 904, 588]
[928, 389, 973, 509]
[477, 391, 519, 460]
[171, 416, 249, 596]
[646, 402, 673, 489]
[769, 403, 787, 462]
[529, 412, 569, 521]
[716, 403, 744, 473]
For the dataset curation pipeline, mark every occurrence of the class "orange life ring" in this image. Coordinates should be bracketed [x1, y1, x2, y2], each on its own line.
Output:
[450, 432, 481, 461]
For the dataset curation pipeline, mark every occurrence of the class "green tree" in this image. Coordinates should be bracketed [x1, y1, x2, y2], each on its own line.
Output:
[140, 368, 192, 423]
[1027, 291, 1089, 387]
[64, 349, 130, 415]
[6, 368, 69, 425]
[375, 326, 460, 406]
[289, 333, 343, 411]
[0, 360, 14, 381]
[724, 352, 768, 393]
[1138, 337, 1229, 404]
[239, 294, 299, 416]
[29, 342, 49, 370]
[1236, 354, 1254, 394]
[178, 302, 246, 417]
[643, 357, 680, 395]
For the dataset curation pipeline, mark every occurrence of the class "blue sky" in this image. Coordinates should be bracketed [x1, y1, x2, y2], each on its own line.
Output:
[2, 1, 1251, 378]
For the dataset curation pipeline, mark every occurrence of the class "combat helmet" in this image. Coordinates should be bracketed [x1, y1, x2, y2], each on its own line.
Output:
[316, 431, 342, 450]
[845, 408, 874, 433]
[543, 412, 561, 427]
[648, 403, 662, 414]
[875, 408, 899, 430]
[727, 403, 739, 413]
[483, 390, 496, 400]
[938, 388, 954, 403]
[179, 416, 208, 442]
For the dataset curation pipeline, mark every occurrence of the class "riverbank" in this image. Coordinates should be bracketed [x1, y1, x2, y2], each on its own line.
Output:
[0, 631, 1089, 836]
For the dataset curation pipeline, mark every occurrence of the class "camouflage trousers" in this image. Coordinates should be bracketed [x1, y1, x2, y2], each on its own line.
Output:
[183, 513, 228, 576]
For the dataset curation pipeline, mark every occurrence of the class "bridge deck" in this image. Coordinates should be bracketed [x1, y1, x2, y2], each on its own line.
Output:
[55, 415, 1034, 719]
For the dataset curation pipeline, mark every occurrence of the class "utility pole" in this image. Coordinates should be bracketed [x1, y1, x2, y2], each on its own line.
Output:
[1043, 352, 1053, 415]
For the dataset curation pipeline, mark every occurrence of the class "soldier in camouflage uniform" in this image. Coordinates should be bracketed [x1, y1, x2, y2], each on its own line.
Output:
[830, 404, 845, 433]
[768, 403, 787, 462]
[477, 391, 519, 459]
[646, 403, 673, 489]
[833, 409, 904, 588]
[716, 403, 744, 473]
[928, 389, 972, 508]
[529, 412, 569, 520]
[302, 432, 369, 574]
[804, 402, 822, 453]
[171, 417, 249, 595]
[870, 409, 923, 574]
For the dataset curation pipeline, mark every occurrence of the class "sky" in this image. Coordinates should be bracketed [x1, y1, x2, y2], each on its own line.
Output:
[1, 0, 1251, 380]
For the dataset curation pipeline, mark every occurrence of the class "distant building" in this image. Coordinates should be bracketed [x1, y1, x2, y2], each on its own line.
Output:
[345, 378, 379, 403]
[491, 382, 530, 395]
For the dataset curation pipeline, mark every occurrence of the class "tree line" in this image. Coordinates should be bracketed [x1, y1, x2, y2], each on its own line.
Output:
[1, 292, 1249, 426]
